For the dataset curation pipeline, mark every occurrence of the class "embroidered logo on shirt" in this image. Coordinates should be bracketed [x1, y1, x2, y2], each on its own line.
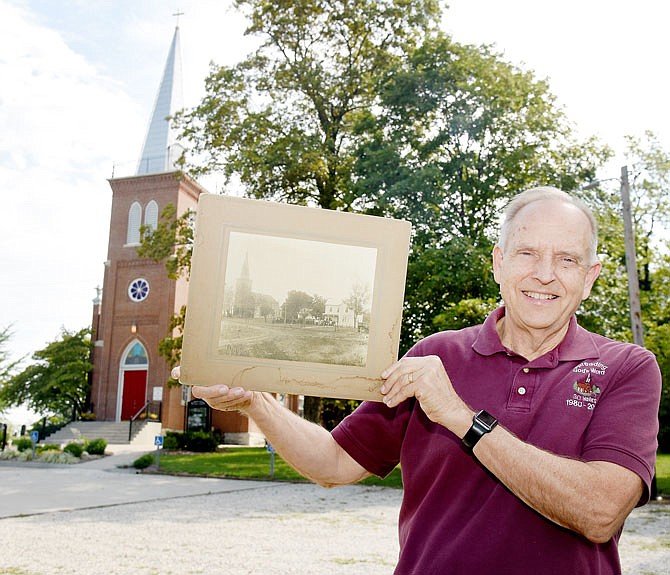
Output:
[566, 362, 607, 411]
[572, 379, 601, 397]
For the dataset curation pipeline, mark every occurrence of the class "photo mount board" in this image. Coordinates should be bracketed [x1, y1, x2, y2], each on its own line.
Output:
[179, 194, 411, 401]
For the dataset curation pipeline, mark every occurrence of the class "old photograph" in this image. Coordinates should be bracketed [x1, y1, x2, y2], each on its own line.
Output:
[220, 232, 377, 367]
[180, 194, 411, 401]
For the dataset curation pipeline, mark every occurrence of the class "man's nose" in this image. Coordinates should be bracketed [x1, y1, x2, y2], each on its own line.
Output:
[532, 256, 556, 283]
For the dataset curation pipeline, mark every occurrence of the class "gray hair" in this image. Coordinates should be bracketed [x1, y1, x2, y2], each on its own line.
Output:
[498, 186, 599, 265]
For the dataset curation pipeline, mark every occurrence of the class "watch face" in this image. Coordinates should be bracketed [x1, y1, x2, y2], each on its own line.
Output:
[128, 278, 150, 302]
[476, 410, 497, 429]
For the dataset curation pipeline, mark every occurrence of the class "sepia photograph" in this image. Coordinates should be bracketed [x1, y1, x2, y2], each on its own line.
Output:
[220, 231, 377, 367]
[180, 194, 411, 401]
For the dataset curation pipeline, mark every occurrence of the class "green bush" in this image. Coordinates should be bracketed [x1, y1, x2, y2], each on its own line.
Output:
[12, 437, 33, 452]
[186, 431, 218, 452]
[39, 451, 78, 464]
[15, 450, 33, 461]
[163, 431, 219, 452]
[0, 449, 19, 460]
[133, 453, 155, 469]
[63, 442, 84, 458]
[164, 431, 185, 450]
[36, 443, 61, 454]
[86, 438, 107, 455]
[163, 434, 179, 450]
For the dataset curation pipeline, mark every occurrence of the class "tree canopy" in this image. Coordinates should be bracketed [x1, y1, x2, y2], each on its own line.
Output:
[173, 0, 608, 352]
[177, 0, 441, 209]
[148, 0, 648, 424]
[576, 132, 670, 449]
[0, 325, 21, 414]
[0, 328, 92, 420]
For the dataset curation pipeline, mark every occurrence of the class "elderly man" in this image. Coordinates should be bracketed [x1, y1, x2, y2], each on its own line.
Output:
[187, 187, 660, 574]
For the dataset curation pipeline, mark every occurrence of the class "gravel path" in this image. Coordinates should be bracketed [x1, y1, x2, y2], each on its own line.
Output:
[0, 477, 668, 574]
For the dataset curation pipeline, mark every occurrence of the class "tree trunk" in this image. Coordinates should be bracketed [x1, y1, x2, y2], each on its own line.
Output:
[302, 395, 323, 425]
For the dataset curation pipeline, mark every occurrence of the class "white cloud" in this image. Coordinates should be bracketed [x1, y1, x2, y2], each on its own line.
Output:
[0, 0, 142, 365]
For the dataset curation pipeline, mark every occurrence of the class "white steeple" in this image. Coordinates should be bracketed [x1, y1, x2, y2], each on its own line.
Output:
[136, 25, 184, 175]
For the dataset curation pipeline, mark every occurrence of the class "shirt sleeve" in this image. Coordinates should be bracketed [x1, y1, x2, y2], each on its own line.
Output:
[331, 398, 413, 478]
[581, 346, 661, 503]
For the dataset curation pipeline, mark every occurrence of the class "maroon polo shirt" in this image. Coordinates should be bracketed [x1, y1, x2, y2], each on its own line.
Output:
[332, 307, 661, 575]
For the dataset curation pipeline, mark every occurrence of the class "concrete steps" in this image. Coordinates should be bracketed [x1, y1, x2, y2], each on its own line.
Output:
[43, 420, 161, 447]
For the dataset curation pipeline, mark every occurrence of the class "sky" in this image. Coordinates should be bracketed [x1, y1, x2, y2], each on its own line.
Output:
[225, 231, 378, 305]
[1, 0, 669, 424]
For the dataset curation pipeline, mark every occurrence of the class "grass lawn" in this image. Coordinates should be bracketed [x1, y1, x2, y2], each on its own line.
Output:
[655, 453, 669, 495]
[157, 447, 403, 488]
[156, 448, 669, 496]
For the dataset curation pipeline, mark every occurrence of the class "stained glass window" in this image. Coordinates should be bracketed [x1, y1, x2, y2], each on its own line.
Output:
[124, 341, 148, 365]
[128, 278, 150, 302]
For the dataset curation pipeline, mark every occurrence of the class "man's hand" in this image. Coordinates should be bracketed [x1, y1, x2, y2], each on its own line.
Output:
[171, 366, 257, 413]
[380, 355, 472, 437]
[169, 367, 367, 487]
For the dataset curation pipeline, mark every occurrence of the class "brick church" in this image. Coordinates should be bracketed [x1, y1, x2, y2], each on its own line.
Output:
[88, 25, 264, 444]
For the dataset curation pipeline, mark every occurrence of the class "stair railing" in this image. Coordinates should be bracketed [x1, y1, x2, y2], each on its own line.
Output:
[128, 402, 150, 442]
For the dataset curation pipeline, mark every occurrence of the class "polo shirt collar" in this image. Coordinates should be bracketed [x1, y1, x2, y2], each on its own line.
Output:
[472, 306, 600, 364]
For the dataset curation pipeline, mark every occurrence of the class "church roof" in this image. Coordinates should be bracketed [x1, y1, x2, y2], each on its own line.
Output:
[136, 26, 184, 175]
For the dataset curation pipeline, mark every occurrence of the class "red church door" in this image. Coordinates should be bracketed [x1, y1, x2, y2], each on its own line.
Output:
[121, 370, 147, 420]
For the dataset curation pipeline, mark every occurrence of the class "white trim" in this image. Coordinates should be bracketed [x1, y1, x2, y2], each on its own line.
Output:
[144, 200, 159, 231]
[116, 339, 149, 422]
[127, 202, 142, 245]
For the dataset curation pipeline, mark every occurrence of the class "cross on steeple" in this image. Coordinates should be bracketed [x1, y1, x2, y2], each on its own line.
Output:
[173, 9, 184, 26]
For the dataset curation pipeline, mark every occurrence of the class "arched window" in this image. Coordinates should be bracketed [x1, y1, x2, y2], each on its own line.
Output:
[123, 340, 148, 366]
[127, 202, 142, 245]
[144, 200, 159, 232]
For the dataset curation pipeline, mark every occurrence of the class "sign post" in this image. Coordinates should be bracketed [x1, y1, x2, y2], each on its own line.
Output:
[30, 430, 39, 460]
[267, 442, 276, 478]
[154, 435, 163, 467]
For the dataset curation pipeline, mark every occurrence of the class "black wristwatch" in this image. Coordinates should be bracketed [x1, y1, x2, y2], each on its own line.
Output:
[462, 410, 498, 451]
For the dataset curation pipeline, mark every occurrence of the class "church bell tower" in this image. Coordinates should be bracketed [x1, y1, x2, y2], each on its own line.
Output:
[90, 25, 205, 428]
[90, 23, 264, 444]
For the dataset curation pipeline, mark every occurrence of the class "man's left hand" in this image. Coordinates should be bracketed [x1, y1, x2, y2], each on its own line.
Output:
[380, 355, 472, 436]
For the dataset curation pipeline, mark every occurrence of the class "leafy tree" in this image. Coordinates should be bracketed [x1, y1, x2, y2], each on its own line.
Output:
[282, 290, 315, 323]
[176, 0, 441, 209]
[344, 281, 371, 331]
[149, 0, 610, 420]
[0, 325, 21, 379]
[0, 325, 22, 414]
[0, 328, 92, 420]
[350, 34, 608, 348]
[137, 204, 195, 376]
[138, 203, 195, 280]
[310, 294, 327, 319]
[578, 132, 670, 449]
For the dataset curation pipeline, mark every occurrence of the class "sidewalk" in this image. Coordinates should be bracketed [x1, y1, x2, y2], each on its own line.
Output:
[1, 450, 668, 574]
[0, 445, 276, 519]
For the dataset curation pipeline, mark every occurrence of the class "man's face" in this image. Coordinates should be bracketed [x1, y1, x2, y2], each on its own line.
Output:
[492, 199, 601, 337]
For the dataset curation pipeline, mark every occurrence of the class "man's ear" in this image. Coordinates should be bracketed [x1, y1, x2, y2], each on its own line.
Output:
[581, 261, 602, 300]
[492, 245, 503, 285]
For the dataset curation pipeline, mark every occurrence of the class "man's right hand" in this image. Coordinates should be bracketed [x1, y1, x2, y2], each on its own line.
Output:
[170, 366, 257, 413]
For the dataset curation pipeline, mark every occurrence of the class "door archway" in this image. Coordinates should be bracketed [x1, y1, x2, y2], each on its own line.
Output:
[118, 340, 148, 421]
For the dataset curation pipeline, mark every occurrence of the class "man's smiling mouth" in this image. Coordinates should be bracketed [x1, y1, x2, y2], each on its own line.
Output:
[523, 291, 558, 301]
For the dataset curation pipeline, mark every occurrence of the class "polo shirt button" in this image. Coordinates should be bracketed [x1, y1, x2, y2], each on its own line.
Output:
[518, 387, 527, 395]
[523, 367, 530, 373]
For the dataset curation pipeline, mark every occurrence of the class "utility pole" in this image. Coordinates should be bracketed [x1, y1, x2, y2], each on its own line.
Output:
[620, 165, 657, 498]
[619, 165, 645, 347]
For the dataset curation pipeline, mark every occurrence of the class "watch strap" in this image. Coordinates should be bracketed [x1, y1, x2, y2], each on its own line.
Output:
[462, 410, 498, 451]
